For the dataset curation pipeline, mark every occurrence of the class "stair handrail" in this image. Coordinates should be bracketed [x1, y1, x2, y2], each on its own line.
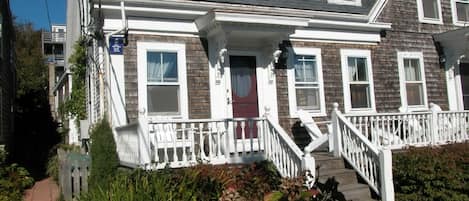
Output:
[331, 103, 395, 201]
[265, 116, 315, 188]
[297, 110, 330, 153]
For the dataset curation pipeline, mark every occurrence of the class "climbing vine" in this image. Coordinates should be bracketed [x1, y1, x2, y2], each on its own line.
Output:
[62, 37, 87, 122]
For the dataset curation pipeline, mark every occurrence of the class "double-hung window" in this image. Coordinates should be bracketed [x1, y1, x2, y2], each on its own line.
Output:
[397, 52, 427, 109]
[137, 42, 188, 118]
[341, 49, 376, 113]
[452, 0, 469, 25]
[417, 0, 443, 24]
[288, 48, 325, 117]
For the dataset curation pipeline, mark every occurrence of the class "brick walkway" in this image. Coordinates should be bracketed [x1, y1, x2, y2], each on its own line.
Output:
[23, 178, 59, 201]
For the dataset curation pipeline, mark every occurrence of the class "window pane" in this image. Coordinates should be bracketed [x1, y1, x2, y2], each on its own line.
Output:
[348, 57, 368, 81]
[296, 87, 320, 110]
[294, 55, 317, 82]
[147, 85, 180, 114]
[406, 83, 424, 106]
[147, 52, 178, 82]
[350, 84, 370, 108]
[404, 58, 421, 81]
[423, 0, 439, 19]
[457, 2, 469, 22]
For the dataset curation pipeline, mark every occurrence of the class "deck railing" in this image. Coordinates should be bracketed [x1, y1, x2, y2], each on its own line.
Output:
[343, 103, 469, 149]
[331, 103, 394, 201]
[114, 116, 315, 181]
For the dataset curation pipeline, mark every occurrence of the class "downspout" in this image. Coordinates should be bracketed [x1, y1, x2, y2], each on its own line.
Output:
[102, 0, 127, 125]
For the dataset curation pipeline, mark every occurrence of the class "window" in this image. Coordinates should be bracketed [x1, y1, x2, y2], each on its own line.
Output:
[397, 52, 427, 109]
[452, 0, 469, 25]
[417, 0, 443, 24]
[288, 48, 325, 117]
[327, 0, 362, 6]
[137, 42, 188, 118]
[341, 49, 376, 113]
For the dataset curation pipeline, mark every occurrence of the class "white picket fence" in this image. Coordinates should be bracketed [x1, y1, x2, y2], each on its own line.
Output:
[114, 116, 315, 180]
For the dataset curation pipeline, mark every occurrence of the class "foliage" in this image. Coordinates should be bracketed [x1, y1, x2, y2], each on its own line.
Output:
[46, 154, 58, 182]
[393, 143, 469, 201]
[14, 22, 47, 98]
[8, 21, 61, 179]
[0, 150, 34, 201]
[89, 119, 119, 189]
[63, 37, 87, 122]
[80, 168, 223, 201]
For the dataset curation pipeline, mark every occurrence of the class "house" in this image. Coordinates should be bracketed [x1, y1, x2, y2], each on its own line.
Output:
[0, 0, 15, 148]
[73, 0, 469, 200]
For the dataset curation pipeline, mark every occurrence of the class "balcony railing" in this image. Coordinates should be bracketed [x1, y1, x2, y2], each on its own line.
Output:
[43, 32, 66, 43]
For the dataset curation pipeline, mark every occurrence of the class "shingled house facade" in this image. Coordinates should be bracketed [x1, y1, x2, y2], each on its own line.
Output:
[82, 0, 469, 199]
[89, 0, 468, 134]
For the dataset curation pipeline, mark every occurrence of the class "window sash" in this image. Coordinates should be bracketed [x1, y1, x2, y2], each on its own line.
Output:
[147, 52, 178, 83]
[294, 55, 317, 83]
[423, 0, 440, 19]
[350, 83, 371, 109]
[147, 85, 180, 115]
[348, 57, 368, 82]
[456, 1, 469, 22]
[293, 54, 321, 111]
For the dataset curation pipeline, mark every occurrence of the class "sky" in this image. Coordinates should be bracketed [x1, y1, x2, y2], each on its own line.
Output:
[10, 0, 66, 31]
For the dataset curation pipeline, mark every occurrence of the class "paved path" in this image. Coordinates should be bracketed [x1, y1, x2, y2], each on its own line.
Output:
[23, 177, 59, 201]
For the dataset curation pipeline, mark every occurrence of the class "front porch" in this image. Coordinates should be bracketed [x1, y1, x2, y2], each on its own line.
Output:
[114, 103, 469, 201]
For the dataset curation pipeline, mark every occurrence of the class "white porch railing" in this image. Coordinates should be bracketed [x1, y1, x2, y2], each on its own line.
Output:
[331, 103, 394, 201]
[344, 103, 469, 149]
[114, 116, 315, 181]
[114, 123, 140, 167]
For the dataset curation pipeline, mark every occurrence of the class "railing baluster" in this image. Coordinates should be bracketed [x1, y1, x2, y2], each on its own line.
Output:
[241, 121, 246, 156]
[182, 123, 187, 163]
[190, 123, 196, 162]
[249, 119, 254, 154]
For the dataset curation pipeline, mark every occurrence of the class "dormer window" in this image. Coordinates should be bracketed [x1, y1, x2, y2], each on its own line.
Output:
[327, 0, 361, 6]
[452, 0, 469, 25]
[417, 0, 443, 24]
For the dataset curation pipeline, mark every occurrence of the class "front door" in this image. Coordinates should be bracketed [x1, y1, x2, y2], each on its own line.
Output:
[230, 56, 259, 138]
[460, 63, 469, 109]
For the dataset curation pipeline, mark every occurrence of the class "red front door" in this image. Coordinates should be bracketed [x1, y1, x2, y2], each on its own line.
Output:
[230, 56, 259, 138]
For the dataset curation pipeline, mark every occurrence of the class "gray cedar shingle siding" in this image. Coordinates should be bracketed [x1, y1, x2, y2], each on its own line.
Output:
[123, 35, 211, 122]
[191, 0, 377, 15]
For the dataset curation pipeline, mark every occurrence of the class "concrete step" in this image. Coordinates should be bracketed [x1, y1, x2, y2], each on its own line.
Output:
[317, 168, 358, 185]
[339, 184, 372, 201]
[313, 152, 345, 171]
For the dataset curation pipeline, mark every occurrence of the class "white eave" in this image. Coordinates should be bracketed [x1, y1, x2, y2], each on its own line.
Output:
[308, 19, 391, 31]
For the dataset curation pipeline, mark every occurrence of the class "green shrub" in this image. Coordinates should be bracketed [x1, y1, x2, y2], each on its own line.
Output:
[89, 119, 119, 189]
[0, 150, 34, 201]
[81, 168, 223, 201]
[393, 143, 469, 201]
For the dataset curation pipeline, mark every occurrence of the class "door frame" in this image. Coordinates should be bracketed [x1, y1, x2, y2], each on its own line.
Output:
[225, 50, 267, 119]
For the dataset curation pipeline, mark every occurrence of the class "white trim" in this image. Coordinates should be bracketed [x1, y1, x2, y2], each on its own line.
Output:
[289, 38, 379, 46]
[127, 30, 199, 38]
[340, 49, 376, 113]
[287, 47, 326, 118]
[137, 42, 189, 120]
[451, 0, 469, 26]
[290, 29, 381, 43]
[327, 0, 362, 7]
[416, 0, 444, 24]
[104, 18, 199, 34]
[397, 51, 428, 111]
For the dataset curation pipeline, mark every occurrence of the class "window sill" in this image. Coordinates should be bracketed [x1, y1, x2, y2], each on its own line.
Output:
[419, 18, 444, 25]
[290, 111, 327, 118]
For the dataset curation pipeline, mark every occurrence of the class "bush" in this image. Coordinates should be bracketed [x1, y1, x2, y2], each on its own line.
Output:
[0, 150, 34, 201]
[393, 143, 469, 201]
[89, 119, 119, 189]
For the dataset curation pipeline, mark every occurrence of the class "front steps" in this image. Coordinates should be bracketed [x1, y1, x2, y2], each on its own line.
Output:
[313, 152, 378, 201]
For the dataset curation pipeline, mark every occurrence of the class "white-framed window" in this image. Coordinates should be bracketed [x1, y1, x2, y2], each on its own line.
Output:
[341, 49, 376, 113]
[416, 0, 443, 24]
[137, 42, 188, 118]
[397, 52, 428, 110]
[327, 0, 362, 6]
[287, 47, 326, 117]
[452, 0, 469, 25]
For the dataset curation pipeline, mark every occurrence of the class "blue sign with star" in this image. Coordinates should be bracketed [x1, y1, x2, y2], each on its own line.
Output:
[109, 36, 124, 55]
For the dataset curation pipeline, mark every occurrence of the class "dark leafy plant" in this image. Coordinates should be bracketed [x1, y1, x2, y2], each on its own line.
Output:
[393, 143, 469, 201]
[88, 119, 119, 189]
[0, 150, 34, 201]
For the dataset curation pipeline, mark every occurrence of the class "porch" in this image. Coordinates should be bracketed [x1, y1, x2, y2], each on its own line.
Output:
[113, 103, 469, 201]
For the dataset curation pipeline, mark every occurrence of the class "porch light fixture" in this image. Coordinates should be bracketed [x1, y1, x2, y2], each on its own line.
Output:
[216, 48, 228, 84]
